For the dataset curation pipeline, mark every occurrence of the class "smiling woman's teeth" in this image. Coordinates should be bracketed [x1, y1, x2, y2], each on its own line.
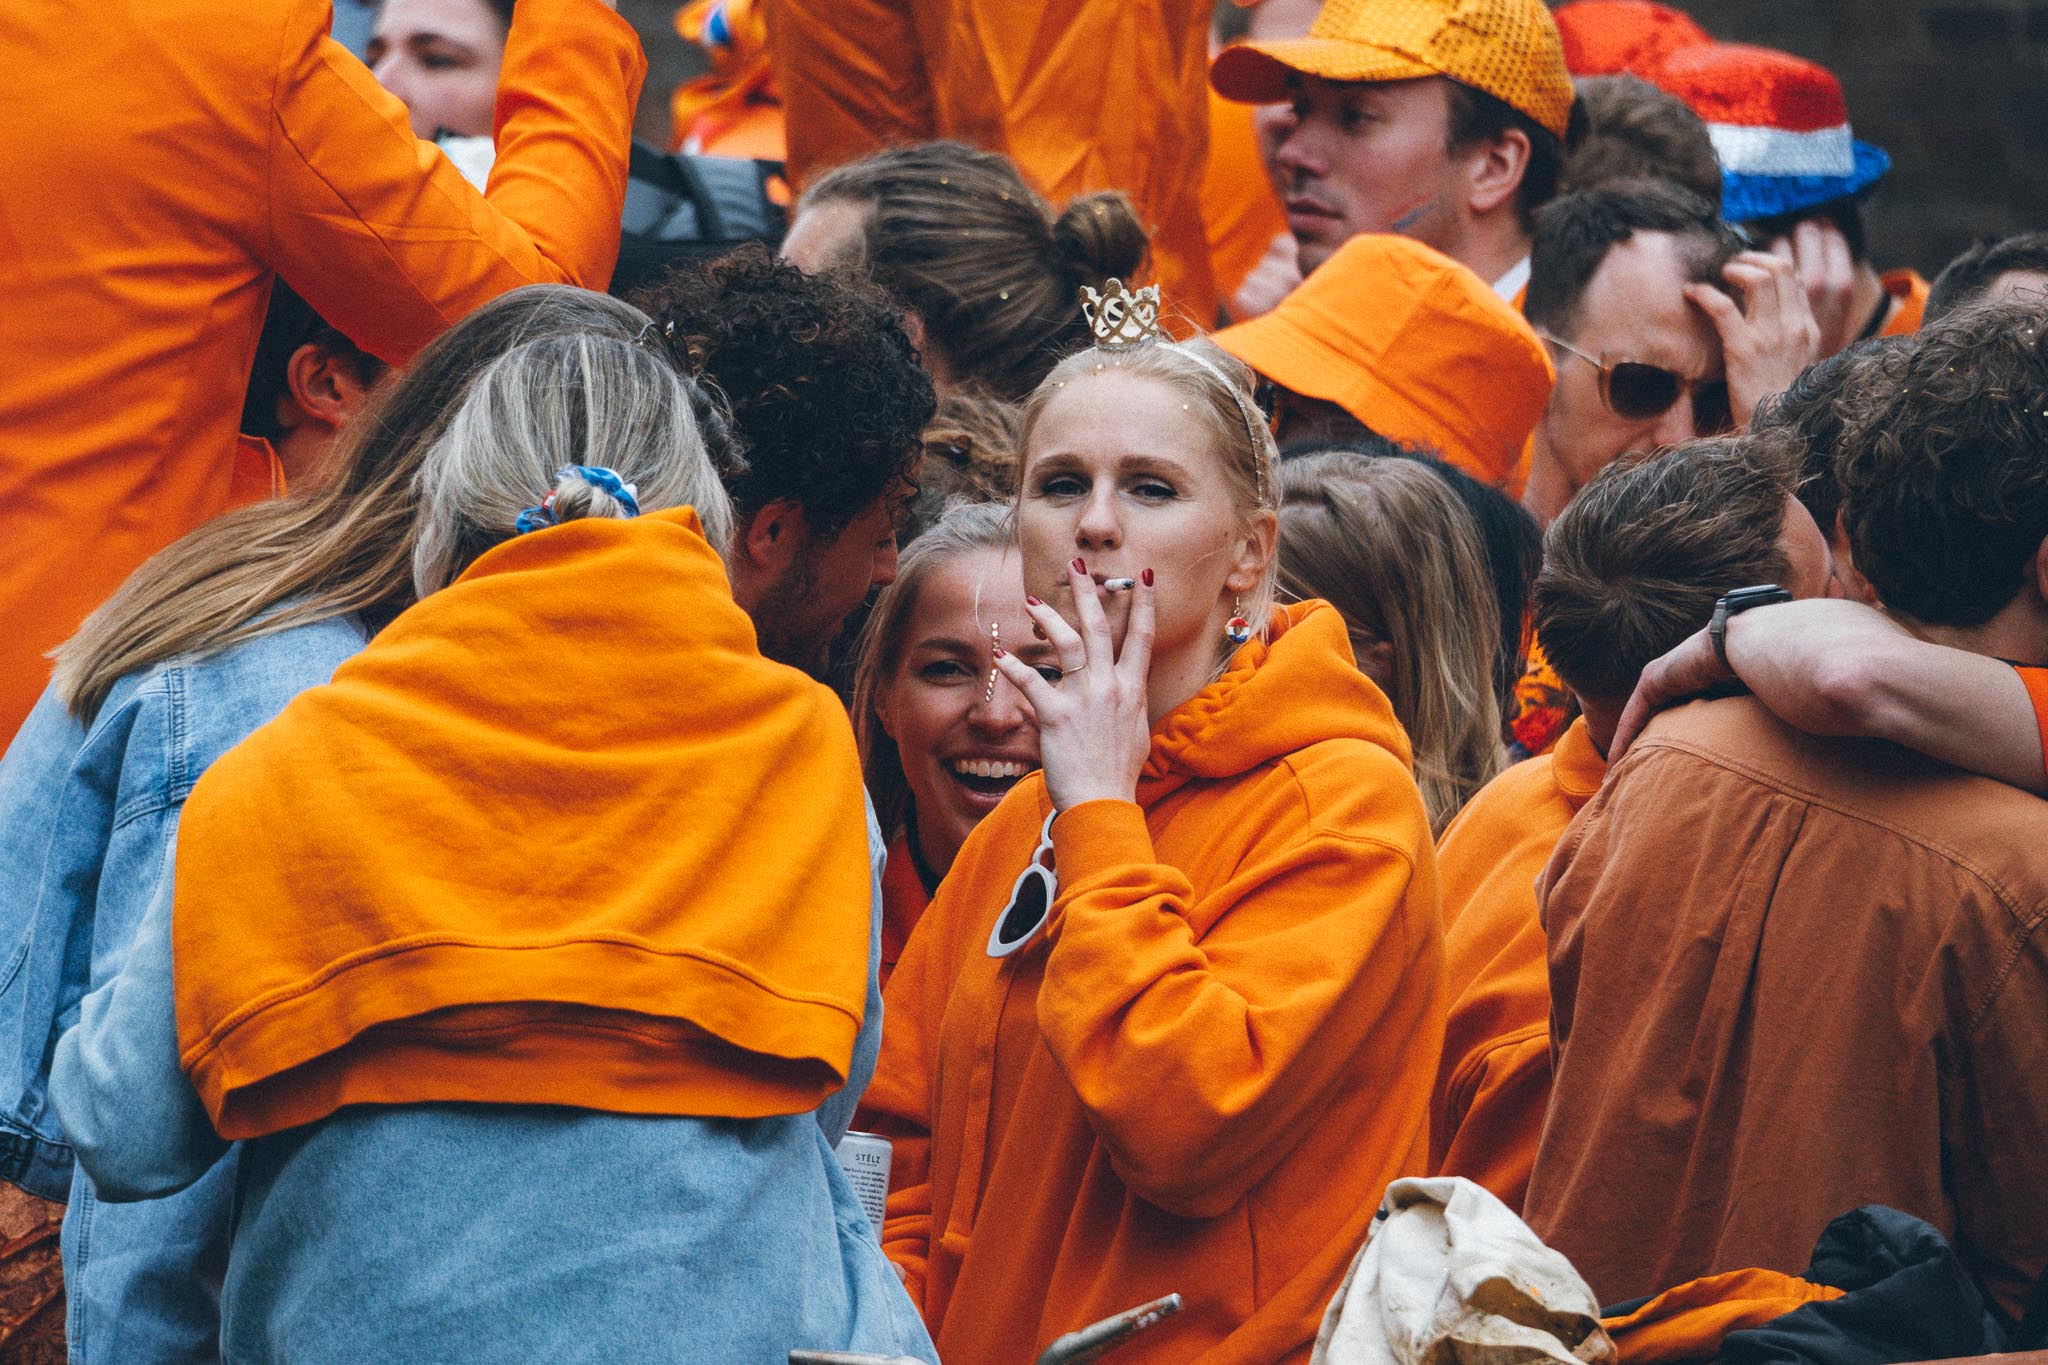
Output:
[952, 759, 1033, 780]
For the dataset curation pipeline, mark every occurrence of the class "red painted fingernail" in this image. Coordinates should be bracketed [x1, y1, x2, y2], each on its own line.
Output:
[1026, 595, 1042, 606]
[1072, 557, 1086, 574]
[992, 646, 1006, 658]
[1141, 568, 1154, 586]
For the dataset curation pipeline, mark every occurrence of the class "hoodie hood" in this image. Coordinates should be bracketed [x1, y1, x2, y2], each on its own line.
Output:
[1143, 599, 1412, 795]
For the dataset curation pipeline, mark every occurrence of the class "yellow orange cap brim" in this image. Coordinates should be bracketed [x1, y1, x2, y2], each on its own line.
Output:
[1210, 38, 1442, 105]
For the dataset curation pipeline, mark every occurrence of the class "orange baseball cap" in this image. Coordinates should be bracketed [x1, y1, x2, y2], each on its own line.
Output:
[1212, 234, 1555, 491]
[1210, 0, 1575, 141]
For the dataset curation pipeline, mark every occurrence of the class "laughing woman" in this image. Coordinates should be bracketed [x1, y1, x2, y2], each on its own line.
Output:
[853, 501, 1059, 987]
[862, 290, 1447, 1364]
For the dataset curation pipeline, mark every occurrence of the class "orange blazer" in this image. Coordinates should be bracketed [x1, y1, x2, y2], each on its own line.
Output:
[1429, 716, 1606, 1212]
[0, 0, 644, 743]
[770, 0, 1220, 323]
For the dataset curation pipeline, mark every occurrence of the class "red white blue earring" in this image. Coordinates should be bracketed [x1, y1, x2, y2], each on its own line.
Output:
[1225, 597, 1252, 646]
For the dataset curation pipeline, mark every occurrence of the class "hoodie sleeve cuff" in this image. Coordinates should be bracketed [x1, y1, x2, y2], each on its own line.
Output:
[1050, 800, 1157, 884]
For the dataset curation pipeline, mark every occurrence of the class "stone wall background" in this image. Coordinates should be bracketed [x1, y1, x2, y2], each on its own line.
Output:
[1620, 0, 2048, 275]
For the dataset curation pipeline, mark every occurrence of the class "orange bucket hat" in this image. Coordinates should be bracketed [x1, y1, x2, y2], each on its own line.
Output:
[1213, 234, 1555, 491]
[1552, 1, 1711, 79]
[1210, 0, 1575, 142]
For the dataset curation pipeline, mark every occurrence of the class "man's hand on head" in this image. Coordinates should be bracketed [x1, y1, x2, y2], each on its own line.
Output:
[1684, 251, 1823, 431]
[1772, 220, 1860, 360]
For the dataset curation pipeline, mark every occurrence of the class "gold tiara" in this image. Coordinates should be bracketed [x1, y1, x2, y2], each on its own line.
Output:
[1080, 279, 1162, 350]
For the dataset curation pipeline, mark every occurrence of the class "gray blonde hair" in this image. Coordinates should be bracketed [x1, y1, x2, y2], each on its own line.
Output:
[412, 330, 737, 594]
[1019, 337, 1280, 650]
[55, 285, 678, 723]
[1279, 453, 1504, 834]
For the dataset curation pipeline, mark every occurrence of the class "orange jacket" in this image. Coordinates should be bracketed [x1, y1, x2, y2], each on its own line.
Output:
[879, 832, 934, 993]
[1202, 90, 1288, 305]
[1429, 717, 1605, 1213]
[770, 0, 1219, 323]
[0, 0, 643, 744]
[1879, 268, 1930, 338]
[1602, 1267, 1844, 1365]
[174, 510, 872, 1140]
[864, 601, 1444, 1364]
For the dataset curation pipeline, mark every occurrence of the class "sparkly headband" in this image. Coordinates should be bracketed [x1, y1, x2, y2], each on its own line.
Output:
[1078, 279, 1270, 508]
[515, 465, 643, 533]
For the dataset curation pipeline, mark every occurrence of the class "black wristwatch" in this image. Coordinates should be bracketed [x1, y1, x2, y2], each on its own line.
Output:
[1709, 585, 1793, 669]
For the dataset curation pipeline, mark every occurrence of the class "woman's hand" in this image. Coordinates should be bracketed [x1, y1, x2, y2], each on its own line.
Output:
[992, 558, 1155, 811]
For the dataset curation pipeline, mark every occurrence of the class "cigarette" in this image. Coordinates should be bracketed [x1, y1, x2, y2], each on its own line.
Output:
[1102, 577, 1137, 593]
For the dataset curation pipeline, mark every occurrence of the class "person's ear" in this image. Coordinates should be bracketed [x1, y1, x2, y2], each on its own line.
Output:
[1223, 508, 1279, 595]
[1831, 509, 1882, 607]
[872, 681, 899, 740]
[2033, 534, 2048, 604]
[1463, 125, 1532, 217]
[737, 498, 809, 577]
[1354, 635, 1397, 684]
[279, 343, 371, 435]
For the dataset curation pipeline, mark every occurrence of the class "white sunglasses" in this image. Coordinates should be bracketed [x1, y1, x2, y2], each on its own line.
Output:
[986, 812, 1058, 959]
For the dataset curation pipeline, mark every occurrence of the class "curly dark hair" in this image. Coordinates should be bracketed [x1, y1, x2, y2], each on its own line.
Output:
[629, 244, 936, 536]
[1926, 230, 2048, 322]
[1836, 296, 2048, 626]
[1748, 336, 1906, 544]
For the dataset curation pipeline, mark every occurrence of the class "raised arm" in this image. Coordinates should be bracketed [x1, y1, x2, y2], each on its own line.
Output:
[1613, 599, 2047, 791]
[265, 0, 644, 367]
[771, 0, 933, 187]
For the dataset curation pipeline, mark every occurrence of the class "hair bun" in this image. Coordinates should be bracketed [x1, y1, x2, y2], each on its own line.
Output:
[1051, 192, 1149, 292]
[545, 467, 636, 524]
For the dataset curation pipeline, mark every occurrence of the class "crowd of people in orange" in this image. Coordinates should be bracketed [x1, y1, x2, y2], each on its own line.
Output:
[2, 0, 2047, 1360]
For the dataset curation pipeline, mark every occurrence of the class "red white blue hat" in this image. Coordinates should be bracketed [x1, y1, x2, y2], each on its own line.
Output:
[1653, 43, 1890, 224]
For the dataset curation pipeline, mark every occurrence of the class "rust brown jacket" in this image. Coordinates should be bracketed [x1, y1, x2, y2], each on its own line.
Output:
[1526, 695, 2048, 1318]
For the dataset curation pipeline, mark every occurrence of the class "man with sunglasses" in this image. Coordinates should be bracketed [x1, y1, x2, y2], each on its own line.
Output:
[1520, 179, 1819, 525]
[1524, 297, 2048, 1318]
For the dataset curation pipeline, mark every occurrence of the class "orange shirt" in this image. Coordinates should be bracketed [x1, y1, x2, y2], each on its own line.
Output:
[863, 602, 1443, 1364]
[1202, 90, 1288, 306]
[0, 0, 643, 744]
[1429, 717, 1605, 1213]
[771, 0, 1220, 323]
[1879, 268, 1931, 338]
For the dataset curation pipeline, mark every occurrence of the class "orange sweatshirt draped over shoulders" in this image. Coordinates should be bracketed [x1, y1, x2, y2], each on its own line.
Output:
[1429, 717, 1605, 1212]
[173, 509, 872, 1140]
[0, 0, 642, 742]
[864, 601, 1444, 1364]
[770, 0, 1219, 322]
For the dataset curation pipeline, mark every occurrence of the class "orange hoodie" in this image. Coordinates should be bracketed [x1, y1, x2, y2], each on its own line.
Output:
[1429, 716, 1605, 1212]
[0, 0, 642, 745]
[863, 600, 1444, 1364]
[174, 509, 872, 1140]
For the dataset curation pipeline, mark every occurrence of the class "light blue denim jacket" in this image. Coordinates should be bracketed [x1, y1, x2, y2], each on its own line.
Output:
[10, 614, 906, 1362]
[33, 624, 917, 1362]
[0, 615, 371, 1363]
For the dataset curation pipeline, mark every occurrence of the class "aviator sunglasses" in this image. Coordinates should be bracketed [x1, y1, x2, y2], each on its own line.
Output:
[1544, 336, 1734, 436]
